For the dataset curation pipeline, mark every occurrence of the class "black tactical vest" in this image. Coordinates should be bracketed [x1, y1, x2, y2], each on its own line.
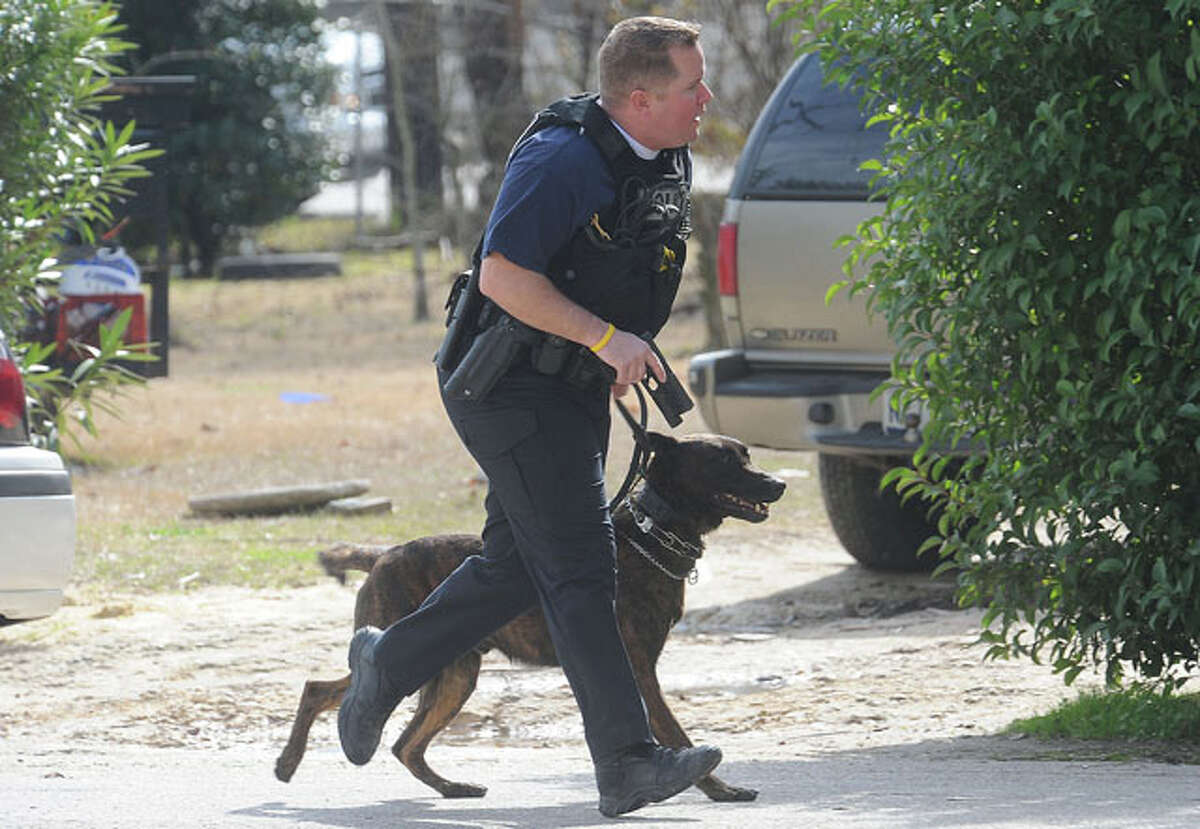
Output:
[513, 94, 692, 339]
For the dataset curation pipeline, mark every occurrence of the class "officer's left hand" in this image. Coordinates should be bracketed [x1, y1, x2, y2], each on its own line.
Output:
[612, 382, 631, 398]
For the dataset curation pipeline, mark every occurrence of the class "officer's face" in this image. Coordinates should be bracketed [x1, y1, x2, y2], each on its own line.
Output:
[644, 44, 712, 149]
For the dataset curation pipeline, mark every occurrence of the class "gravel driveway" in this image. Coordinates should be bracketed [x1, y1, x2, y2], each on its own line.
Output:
[3, 529, 1198, 827]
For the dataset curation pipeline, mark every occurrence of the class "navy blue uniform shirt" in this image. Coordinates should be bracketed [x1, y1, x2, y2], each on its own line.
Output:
[482, 125, 616, 274]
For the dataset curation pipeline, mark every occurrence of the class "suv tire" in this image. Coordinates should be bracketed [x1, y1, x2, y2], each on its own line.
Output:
[817, 453, 941, 573]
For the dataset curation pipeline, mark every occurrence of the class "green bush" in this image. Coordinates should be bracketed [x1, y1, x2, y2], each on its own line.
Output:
[0, 0, 159, 450]
[776, 0, 1200, 688]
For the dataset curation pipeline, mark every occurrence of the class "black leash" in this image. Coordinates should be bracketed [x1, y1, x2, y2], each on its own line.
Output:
[609, 384, 653, 512]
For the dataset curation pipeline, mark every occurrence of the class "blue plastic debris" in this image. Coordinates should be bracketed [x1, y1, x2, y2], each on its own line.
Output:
[279, 391, 330, 404]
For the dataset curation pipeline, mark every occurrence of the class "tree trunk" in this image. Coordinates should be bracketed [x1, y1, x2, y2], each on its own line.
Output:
[461, 0, 529, 217]
[569, 0, 604, 90]
[186, 197, 221, 278]
[377, 1, 430, 322]
[382, 0, 443, 222]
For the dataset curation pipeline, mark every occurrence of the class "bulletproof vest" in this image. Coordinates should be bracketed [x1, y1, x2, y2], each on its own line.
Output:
[513, 94, 692, 338]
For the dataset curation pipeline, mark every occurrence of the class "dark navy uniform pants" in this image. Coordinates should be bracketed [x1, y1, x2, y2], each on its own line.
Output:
[372, 366, 653, 761]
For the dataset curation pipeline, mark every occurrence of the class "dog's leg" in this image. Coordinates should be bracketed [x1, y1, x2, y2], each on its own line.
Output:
[275, 675, 351, 782]
[631, 658, 759, 803]
[391, 651, 487, 798]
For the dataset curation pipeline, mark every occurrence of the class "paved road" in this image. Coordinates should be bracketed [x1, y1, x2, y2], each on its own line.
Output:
[4, 737, 1198, 828]
[4, 550, 1196, 828]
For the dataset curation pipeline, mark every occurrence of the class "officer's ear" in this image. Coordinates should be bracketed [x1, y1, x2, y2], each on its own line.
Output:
[629, 86, 654, 115]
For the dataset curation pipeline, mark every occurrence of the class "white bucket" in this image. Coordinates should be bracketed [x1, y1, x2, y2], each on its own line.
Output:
[59, 247, 141, 295]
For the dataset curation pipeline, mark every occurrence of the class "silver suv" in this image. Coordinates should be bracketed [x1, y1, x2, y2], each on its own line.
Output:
[688, 54, 938, 572]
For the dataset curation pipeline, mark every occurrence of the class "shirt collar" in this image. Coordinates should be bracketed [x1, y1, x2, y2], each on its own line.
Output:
[599, 102, 660, 160]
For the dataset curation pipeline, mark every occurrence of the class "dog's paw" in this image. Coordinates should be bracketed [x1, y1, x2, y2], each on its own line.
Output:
[439, 782, 488, 799]
[701, 780, 758, 802]
[722, 785, 759, 802]
[274, 755, 298, 783]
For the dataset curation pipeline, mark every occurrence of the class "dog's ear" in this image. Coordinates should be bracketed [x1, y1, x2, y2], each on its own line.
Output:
[647, 431, 677, 454]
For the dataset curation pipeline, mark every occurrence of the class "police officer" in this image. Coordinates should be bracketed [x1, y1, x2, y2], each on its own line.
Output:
[337, 17, 716, 818]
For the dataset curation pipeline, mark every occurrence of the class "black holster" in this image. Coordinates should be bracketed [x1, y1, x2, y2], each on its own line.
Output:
[442, 312, 541, 401]
[434, 266, 482, 375]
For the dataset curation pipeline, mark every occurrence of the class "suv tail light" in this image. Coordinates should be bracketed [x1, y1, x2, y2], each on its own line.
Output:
[717, 221, 738, 296]
[0, 346, 28, 441]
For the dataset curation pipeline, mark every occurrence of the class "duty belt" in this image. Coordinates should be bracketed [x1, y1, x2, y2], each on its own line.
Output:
[530, 334, 615, 391]
[480, 298, 614, 390]
[443, 297, 613, 401]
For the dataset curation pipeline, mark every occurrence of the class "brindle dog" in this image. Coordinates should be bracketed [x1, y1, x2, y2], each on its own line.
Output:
[274, 431, 785, 802]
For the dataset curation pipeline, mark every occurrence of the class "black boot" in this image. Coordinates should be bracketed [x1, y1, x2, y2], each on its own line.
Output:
[338, 626, 403, 765]
[595, 743, 722, 818]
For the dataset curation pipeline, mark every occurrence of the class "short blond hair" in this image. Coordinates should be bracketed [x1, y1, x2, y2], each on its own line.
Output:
[598, 16, 701, 103]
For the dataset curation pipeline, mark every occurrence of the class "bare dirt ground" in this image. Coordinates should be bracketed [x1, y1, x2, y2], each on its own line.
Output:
[0, 523, 1105, 777]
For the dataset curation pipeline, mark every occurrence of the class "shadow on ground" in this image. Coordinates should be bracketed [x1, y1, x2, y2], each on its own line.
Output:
[680, 563, 960, 639]
[233, 735, 1200, 829]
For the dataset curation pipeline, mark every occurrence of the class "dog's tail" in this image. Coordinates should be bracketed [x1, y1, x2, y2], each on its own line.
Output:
[318, 542, 391, 585]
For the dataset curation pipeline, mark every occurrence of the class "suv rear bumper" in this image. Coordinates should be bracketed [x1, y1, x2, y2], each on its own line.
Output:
[687, 349, 922, 455]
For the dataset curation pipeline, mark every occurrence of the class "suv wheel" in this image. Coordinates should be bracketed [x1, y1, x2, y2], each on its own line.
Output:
[818, 453, 943, 573]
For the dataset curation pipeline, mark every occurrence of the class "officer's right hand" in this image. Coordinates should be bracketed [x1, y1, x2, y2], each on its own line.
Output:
[596, 328, 665, 387]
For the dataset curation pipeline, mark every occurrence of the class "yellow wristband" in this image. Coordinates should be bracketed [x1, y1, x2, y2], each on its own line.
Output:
[589, 322, 616, 353]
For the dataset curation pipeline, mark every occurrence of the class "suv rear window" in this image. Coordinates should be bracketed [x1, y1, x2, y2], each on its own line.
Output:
[737, 55, 887, 200]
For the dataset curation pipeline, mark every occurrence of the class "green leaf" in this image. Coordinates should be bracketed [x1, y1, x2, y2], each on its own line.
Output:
[1134, 205, 1167, 230]
[1185, 234, 1200, 265]
[1114, 210, 1133, 239]
[99, 306, 133, 347]
[1153, 557, 1168, 585]
[1147, 51, 1168, 97]
[1129, 295, 1150, 340]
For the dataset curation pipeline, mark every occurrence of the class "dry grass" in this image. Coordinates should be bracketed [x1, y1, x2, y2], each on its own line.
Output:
[66, 219, 827, 601]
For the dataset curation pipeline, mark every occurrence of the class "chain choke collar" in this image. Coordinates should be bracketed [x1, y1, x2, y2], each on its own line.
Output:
[620, 483, 702, 583]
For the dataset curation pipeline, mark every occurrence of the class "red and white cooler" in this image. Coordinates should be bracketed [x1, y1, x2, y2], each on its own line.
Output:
[55, 246, 147, 356]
